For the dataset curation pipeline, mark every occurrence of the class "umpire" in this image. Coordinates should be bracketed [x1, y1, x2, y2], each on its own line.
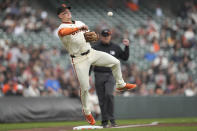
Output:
[92, 29, 130, 128]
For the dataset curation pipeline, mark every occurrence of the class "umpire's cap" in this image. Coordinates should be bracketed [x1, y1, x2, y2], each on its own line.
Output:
[101, 29, 112, 37]
[57, 4, 71, 15]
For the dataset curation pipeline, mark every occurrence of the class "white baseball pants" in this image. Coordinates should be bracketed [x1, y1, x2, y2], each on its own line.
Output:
[71, 49, 126, 115]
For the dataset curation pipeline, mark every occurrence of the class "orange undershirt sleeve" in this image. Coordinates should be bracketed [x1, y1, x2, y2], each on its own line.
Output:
[58, 27, 79, 36]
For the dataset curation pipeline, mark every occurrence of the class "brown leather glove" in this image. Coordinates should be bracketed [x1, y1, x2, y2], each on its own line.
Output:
[84, 32, 99, 42]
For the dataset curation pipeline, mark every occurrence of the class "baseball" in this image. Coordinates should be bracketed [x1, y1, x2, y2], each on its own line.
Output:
[107, 11, 113, 16]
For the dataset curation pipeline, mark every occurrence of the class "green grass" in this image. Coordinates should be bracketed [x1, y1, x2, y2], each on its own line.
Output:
[0, 117, 197, 131]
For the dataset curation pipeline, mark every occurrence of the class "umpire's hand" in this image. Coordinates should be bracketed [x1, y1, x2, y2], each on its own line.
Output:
[122, 39, 130, 46]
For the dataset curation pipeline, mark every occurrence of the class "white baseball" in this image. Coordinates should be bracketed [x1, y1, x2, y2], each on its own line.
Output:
[107, 11, 113, 16]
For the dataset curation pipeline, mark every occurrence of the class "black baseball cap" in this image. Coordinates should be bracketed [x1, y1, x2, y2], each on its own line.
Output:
[57, 4, 71, 15]
[101, 29, 112, 37]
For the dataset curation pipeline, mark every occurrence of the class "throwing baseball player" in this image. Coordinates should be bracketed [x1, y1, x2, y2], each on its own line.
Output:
[56, 4, 136, 125]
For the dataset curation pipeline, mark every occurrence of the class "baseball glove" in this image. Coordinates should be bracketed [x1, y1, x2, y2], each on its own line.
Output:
[84, 32, 99, 42]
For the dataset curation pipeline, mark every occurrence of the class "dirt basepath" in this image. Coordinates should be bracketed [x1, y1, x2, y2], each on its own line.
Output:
[11, 123, 197, 131]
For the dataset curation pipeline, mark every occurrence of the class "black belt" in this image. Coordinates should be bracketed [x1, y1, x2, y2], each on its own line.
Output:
[70, 50, 90, 58]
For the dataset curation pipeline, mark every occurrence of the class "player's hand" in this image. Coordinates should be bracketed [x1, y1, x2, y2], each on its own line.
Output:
[80, 25, 88, 31]
[122, 39, 130, 46]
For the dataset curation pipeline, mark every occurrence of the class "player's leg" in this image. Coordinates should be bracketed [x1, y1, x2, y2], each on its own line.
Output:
[91, 49, 136, 90]
[91, 49, 125, 88]
[71, 58, 95, 125]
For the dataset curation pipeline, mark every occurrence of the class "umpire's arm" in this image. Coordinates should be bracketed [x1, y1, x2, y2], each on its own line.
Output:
[119, 39, 130, 61]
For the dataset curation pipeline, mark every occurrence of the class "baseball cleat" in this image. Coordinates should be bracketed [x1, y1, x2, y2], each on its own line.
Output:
[110, 120, 118, 127]
[116, 83, 137, 91]
[111, 123, 118, 127]
[85, 114, 96, 125]
[102, 124, 110, 128]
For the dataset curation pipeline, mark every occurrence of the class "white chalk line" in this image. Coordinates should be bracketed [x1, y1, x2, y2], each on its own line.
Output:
[112, 122, 159, 129]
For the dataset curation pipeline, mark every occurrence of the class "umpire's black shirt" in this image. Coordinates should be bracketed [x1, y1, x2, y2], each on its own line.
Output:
[92, 41, 129, 73]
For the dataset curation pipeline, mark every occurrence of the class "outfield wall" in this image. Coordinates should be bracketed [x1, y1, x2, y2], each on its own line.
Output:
[0, 96, 197, 123]
[0, 97, 83, 123]
[114, 96, 197, 119]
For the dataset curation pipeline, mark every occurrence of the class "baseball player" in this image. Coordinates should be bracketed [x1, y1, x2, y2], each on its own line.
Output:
[56, 4, 136, 125]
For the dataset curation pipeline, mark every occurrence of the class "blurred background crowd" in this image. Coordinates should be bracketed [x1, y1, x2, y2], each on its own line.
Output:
[0, 0, 197, 97]
[0, 0, 57, 34]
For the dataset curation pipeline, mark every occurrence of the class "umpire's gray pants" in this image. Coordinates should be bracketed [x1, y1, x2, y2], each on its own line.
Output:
[95, 72, 115, 121]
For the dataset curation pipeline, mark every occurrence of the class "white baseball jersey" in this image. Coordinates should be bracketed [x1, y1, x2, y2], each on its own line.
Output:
[57, 21, 91, 56]
[57, 21, 126, 116]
